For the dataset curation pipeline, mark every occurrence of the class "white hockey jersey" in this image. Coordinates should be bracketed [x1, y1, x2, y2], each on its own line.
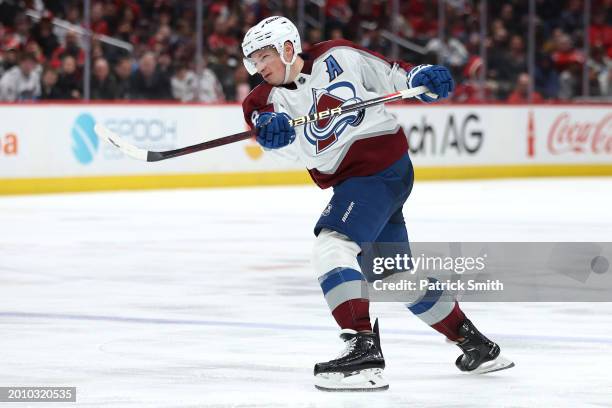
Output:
[242, 39, 414, 189]
[0, 65, 41, 102]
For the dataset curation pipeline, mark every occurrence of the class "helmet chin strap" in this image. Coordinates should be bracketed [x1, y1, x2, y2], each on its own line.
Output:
[279, 50, 297, 84]
[283, 63, 292, 84]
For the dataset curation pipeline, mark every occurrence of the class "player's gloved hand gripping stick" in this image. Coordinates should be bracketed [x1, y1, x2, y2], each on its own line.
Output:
[94, 85, 436, 162]
[255, 112, 296, 150]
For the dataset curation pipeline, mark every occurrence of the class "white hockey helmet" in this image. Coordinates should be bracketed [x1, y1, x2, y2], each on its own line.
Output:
[242, 16, 302, 83]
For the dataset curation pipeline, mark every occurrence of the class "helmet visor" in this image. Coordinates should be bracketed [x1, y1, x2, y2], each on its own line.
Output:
[243, 58, 258, 75]
[242, 46, 279, 76]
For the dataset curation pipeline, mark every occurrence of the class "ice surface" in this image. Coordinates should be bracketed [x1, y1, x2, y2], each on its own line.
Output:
[1, 178, 611, 407]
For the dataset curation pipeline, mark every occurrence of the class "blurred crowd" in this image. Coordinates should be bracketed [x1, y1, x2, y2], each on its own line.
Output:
[0, 0, 610, 103]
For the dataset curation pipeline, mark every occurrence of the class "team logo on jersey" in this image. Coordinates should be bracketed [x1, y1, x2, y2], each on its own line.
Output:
[303, 81, 365, 154]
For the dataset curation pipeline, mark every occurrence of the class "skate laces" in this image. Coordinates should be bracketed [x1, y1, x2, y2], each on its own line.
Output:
[337, 336, 357, 359]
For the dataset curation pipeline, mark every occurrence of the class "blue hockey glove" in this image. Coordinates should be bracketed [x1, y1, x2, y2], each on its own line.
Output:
[255, 112, 296, 149]
[407, 64, 455, 103]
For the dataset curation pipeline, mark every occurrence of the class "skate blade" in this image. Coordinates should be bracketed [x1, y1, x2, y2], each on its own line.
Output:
[315, 368, 389, 392]
[468, 355, 515, 374]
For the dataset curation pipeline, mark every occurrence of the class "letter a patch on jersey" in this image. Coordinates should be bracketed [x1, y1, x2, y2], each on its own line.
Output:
[324, 55, 343, 82]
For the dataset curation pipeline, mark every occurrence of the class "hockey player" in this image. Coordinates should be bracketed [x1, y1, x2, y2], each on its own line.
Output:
[241, 16, 514, 391]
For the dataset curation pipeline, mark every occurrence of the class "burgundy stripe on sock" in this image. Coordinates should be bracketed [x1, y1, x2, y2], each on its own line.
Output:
[431, 302, 466, 341]
[331, 298, 372, 332]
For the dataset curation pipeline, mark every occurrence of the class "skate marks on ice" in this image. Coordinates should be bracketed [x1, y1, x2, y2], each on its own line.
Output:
[0, 307, 610, 407]
[1, 180, 612, 407]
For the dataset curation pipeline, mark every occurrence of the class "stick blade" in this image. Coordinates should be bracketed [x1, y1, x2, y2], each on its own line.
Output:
[94, 124, 148, 161]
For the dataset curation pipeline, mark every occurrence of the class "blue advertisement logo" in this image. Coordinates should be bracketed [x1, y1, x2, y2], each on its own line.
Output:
[71, 113, 98, 164]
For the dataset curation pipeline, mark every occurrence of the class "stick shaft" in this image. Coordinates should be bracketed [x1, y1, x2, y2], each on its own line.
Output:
[142, 86, 427, 161]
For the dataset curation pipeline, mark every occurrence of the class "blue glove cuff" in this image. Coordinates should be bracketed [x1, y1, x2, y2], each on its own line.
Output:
[407, 64, 437, 103]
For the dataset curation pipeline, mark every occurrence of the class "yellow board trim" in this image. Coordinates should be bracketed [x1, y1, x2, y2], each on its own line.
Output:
[0, 171, 313, 195]
[1, 164, 612, 195]
[415, 164, 612, 180]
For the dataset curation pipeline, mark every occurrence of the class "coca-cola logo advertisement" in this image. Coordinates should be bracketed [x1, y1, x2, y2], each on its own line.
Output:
[537, 112, 612, 156]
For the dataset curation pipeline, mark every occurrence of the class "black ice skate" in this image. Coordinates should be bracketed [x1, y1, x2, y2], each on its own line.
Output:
[455, 319, 515, 374]
[314, 319, 388, 391]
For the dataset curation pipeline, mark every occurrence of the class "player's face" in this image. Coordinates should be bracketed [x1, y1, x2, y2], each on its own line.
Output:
[249, 47, 285, 85]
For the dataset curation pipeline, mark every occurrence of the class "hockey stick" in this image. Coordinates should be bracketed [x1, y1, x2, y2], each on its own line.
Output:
[93, 85, 433, 162]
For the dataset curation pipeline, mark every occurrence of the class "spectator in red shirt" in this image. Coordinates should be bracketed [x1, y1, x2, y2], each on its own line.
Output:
[91, 2, 109, 35]
[551, 33, 584, 72]
[50, 31, 85, 69]
[507, 73, 543, 103]
[325, 0, 352, 26]
[207, 17, 239, 55]
[407, 6, 438, 41]
[589, 13, 612, 58]
[453, 56, 489, 103]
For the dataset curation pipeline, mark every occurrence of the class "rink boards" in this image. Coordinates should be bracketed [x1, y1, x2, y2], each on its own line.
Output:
[0, 103, 610, 194]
